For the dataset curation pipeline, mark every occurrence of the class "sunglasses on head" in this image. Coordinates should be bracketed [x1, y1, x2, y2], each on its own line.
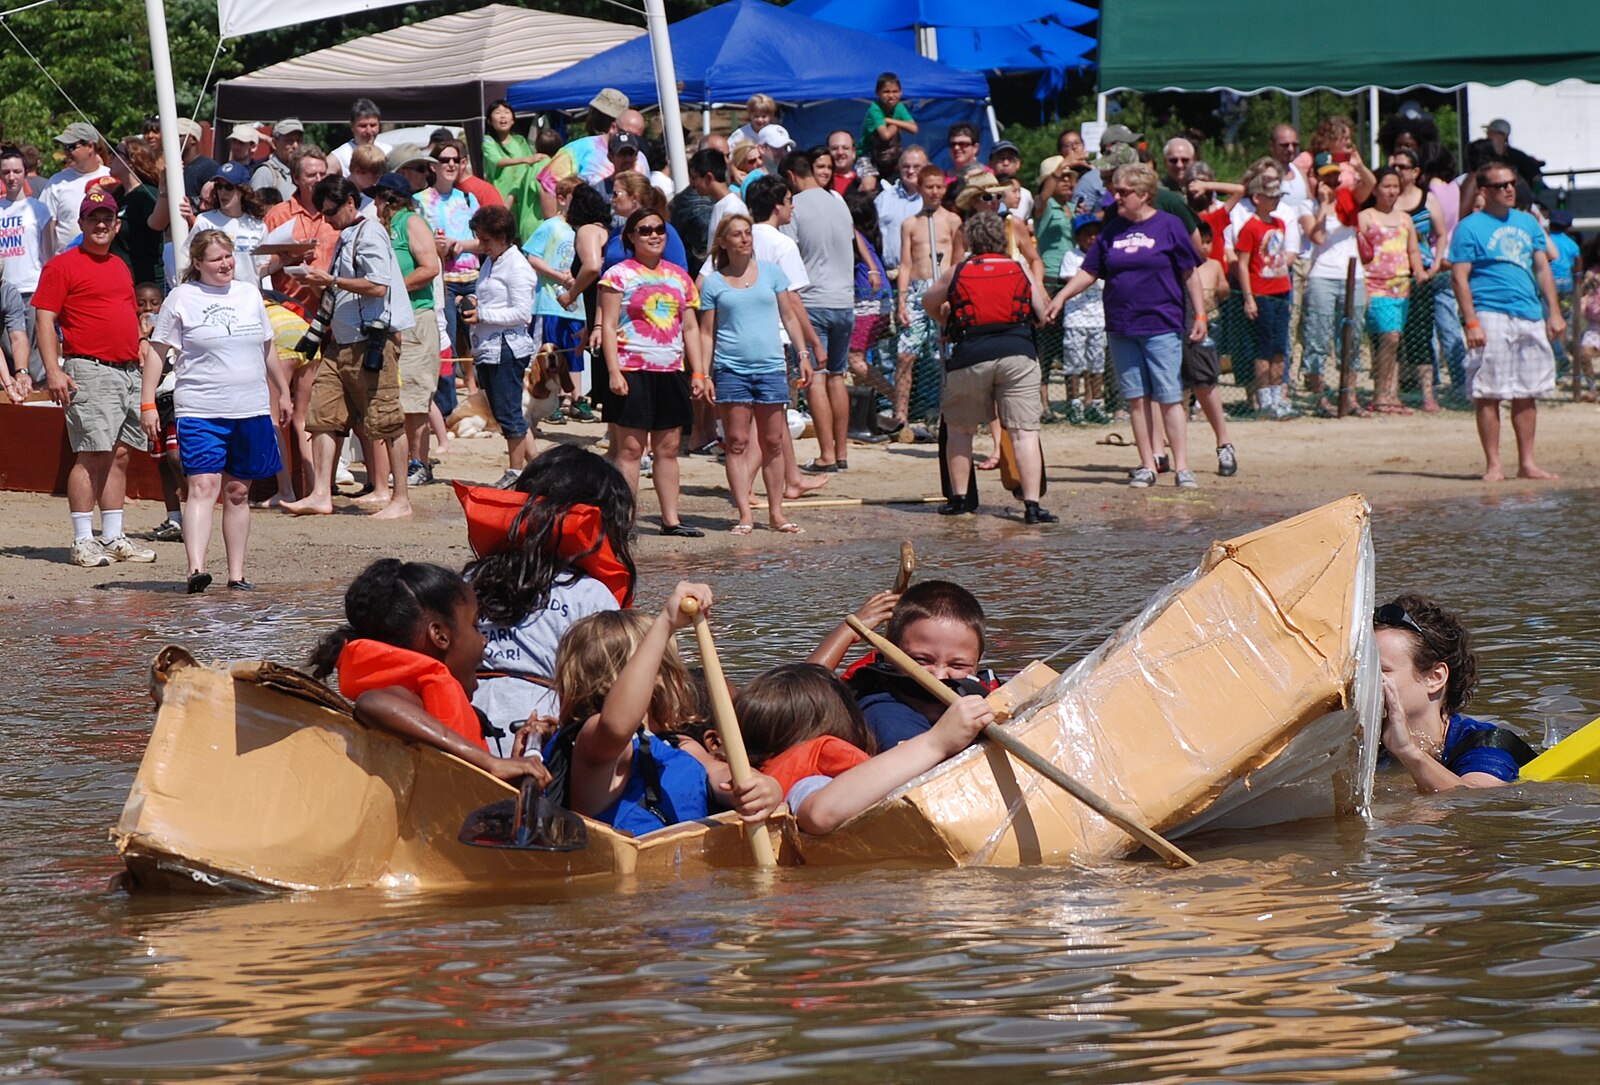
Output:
[632, 223, 667, 236]
[1374, 602, 1427, 640]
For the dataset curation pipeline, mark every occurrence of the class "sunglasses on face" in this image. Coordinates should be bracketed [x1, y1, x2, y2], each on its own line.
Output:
[632, 223, 667, 237]
[1374, 602, 1427, 640]
[1166, 156, 1192, 164]
[975, 191, 999, 202]
[949, 140, 974, 149]
[436, 155, 461, 164]
[213, 180, 236, 192]
[1484, 179, 1517, 191]
[1112, 187, 1139, 197]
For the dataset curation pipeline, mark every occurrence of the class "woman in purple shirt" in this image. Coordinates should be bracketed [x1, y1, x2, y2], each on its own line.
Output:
[1047, 163, 1207, 490]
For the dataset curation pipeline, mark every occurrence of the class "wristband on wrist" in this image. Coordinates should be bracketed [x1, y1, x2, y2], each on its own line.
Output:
[140, 402, 158, 412]
[691, 372, 706, 383]
[1464, 319, 1480, 329]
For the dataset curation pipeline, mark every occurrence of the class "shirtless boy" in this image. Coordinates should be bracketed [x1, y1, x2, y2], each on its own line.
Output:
[896, 166, 964, 411]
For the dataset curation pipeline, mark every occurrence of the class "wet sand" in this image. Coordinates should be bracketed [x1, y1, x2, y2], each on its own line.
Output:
[3, 404, 1597, 604]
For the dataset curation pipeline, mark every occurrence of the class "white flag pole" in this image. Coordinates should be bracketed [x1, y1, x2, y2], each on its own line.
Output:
[146, 0, 190, 274]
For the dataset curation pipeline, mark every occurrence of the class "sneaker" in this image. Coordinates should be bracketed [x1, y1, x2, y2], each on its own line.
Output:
[1066, 399, 1086, 425]
[1023, 501, 1058, 524]
[227, 579, 256, 592]
[571, 399, 598, 422]
[937, 497, 975, 516]
[492, 468, 521, 489]
[407, 460, 434, 487]
[640, 453, 653, 479]
[546, 406, 568, 426]
[70, 537, 111, 568]
[1175, 469, 1199, 490]
[1084, 402, 1111, 425]
[152, 519, 184, 542]
[103, 535, 157, 563]
[334, 464, 357, 488]
[1040, 409, 1061, 425]
[1216, 444, 1238, 477]
[1273, 400, 1300, 420]
[1128, 467, 1157, 489]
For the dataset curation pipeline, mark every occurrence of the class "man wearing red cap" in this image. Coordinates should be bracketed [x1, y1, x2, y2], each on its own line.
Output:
[33, 189, 156, 567]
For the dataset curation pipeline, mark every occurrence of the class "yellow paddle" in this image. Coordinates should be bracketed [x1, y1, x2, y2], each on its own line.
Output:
[681, 597, 776, 868]
[845, 616, 1198, 869]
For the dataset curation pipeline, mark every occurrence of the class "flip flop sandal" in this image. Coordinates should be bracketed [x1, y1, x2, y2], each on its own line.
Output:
[728, 523, 754, 536]
[1096, 432, 1131, 446]
[771, 522, 804, 534]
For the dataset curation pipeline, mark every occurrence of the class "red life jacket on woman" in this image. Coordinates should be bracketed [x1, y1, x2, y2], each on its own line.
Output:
[336, 638, 490, 752]
[943, 252, 1036, 369]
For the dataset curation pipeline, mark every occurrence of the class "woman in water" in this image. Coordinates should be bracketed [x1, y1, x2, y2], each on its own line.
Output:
[1375, 594, 1534, 791]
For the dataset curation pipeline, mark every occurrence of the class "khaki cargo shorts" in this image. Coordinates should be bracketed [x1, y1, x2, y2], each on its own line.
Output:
[941, 354, 1043, 431]
[63, 357, 144, 453]
[396, 316, 440, 415]
[306, 337, 404, 440]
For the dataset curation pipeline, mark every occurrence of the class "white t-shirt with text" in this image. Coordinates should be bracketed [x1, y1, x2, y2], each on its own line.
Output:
[150, 278, 273, 419]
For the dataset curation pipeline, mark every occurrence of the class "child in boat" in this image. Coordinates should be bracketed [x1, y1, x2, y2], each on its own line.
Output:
[741, 663, 993, 834]
[462, 445, 637, 758]
[1375, 593, 1535, 791]
[840, 580, 997, 751]
[540, 582, 783, 836]
[309, 559, 550, 785]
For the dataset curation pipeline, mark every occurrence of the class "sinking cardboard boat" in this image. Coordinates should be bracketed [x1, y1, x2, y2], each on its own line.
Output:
[113, 495, 1378, 893]
[803, 494, 1380, 866]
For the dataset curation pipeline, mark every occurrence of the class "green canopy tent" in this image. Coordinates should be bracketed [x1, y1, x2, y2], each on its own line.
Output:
[1099, 0, 1600, 94]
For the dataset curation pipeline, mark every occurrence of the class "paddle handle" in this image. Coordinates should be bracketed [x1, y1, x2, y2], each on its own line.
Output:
[844, 616, 1198, 868]
[893, 540, 916, 595]
[682, 598, 776, 868]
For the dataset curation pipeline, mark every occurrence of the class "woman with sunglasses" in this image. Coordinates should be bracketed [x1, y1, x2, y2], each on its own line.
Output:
[1047, 162, 1207, 490]
[1390, 148, 1450, 412]
[418, 138, 483, 396]
[195, 163, 268, 283]
[597, 207, 706, 537]
[1375, 595, 1531, 791]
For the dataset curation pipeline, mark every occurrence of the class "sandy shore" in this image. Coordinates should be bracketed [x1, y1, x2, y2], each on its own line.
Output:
[3, 402, 1596, 606]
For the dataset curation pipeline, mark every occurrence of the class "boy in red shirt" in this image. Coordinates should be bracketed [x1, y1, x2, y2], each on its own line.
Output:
[1234, 175, 1295, 418]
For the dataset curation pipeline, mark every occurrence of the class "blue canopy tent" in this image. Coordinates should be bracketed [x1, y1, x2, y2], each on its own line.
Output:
[506, 0, 993, 164]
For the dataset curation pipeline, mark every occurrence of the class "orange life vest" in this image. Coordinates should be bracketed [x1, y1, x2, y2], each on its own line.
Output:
[336, 638, 489, 752]
[451, 480, 633, 606]
[760, 735, 872, 794]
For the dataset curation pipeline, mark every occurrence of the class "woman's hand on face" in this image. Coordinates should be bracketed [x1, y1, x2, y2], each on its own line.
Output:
[1379, 674, 1417, 755]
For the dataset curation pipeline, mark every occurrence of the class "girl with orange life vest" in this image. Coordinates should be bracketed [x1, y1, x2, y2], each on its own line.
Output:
[309, 559, 550, 785]
[920, 211, 1057, 524]
[458, 445, 637, 758]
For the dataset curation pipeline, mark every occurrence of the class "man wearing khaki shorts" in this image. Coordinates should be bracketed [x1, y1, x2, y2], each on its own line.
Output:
[33, 189, 157, 567]
[283, 177, 416, 519]
[366, 172, 441, 486]
[921, 211, 1056, 524]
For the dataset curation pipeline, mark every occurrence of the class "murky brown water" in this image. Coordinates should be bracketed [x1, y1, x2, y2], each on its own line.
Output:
[4, 492, 1599, 1082]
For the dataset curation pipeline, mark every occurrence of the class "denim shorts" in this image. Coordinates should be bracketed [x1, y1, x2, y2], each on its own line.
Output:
[806, 306, 854, 374]
[713, 365, 789, 405]
[1108, 333, 1184, 404]
[477, 352, 531, 438]
[176, 414, 283, 480]
[1250, 291, 1292, 360]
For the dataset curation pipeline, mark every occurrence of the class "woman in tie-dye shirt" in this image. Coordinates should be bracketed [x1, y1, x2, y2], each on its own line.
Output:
[598, 207, 708, 538]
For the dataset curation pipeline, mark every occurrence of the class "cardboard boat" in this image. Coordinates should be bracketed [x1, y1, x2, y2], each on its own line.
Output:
[113, 495, 1378, 893]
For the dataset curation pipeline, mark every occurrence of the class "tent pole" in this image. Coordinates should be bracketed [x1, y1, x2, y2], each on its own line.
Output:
[984, 101, 1001, 142]
[643, 0, 689, 191]
[144, 0, 189, 275]
[1368, 85, 1381, 166]
[1096, 92, 1108, 126]
[1290, 92, 1300, 132]
[702, 108, 711, 137]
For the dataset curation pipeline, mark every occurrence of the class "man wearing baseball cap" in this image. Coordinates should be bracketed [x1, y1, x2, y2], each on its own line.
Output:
[225, 123, 262, 167]
[1075, 122, 1141, 219]
[33, 188, 157, 568]
[176, 117, 221, 202]
[535, 87, 630, 216]
[41, 121, 110, 251]
[251, 118, 304, 200]
[988, 140, 1031, 219]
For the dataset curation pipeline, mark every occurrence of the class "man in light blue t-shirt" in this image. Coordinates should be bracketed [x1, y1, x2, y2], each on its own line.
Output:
[1448, 161, 1565, 483]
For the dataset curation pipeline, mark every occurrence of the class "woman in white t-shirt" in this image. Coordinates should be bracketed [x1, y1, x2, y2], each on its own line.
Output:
[140, 229, 290, 595]
[1299, 154, 1376, 415]
[194, 163, 269, 284]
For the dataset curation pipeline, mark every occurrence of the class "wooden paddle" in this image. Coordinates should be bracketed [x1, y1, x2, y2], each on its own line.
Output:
[681, 597, 777, 868]
[893, 540, 916, 594]
[844, 616, 1198, 869]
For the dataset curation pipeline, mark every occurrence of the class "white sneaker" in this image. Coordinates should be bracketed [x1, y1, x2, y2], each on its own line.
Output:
[70, 537, 111, 568]
[102, 535, 157, 563]
[334, 464, 358, 488]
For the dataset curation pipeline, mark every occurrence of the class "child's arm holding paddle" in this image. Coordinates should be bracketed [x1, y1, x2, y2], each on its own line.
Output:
[808, 591, 900, 671]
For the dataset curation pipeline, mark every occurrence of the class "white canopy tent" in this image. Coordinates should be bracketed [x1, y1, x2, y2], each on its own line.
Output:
[213, 5, 645, 130]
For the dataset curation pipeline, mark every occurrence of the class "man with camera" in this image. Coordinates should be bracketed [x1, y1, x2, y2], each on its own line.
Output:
[282, 177, 416, 520]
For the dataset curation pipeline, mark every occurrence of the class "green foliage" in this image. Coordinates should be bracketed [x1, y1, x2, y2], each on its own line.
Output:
[0, 0, 239, 157]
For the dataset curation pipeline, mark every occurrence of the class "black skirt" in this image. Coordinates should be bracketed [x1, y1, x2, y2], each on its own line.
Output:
[598, 368, 694, 433]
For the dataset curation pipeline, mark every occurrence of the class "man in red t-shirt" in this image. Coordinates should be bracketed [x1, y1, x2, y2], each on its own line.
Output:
[1234, 174, 1295, 417]
[33, 189, 157, 568]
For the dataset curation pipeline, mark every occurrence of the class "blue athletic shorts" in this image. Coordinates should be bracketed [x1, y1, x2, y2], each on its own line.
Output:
[1365, 295, 1409, 336]
[540, 315, 585, 372]
[176, 415, 283, 480]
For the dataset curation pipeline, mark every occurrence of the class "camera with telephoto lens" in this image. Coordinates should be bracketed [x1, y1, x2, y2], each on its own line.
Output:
[360, 318, 392, 372]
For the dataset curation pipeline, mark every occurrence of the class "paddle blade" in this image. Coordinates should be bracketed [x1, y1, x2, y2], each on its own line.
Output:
[458, 789, 589, 852]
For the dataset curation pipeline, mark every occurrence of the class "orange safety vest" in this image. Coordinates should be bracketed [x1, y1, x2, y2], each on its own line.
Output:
[452, 481, 633, 606]
[336, 638, 489, 752]
[760, 735, 872, 794]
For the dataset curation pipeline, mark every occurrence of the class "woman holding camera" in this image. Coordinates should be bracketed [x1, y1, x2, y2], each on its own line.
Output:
[465, 205, 537, 488]
[140, 229, 290, 594]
